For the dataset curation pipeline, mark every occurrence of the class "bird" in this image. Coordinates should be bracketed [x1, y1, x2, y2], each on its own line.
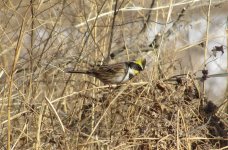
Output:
[65, 58, 146, 84]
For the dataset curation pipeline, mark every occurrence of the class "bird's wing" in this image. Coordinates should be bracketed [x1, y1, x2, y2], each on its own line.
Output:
[95, 63, 127, 74]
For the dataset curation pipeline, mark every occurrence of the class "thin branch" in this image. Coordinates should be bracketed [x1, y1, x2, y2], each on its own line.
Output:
[203, 0, 212, 98]
[7, 5, 30, 149]
[140, 0, 156, 33]
[104, 0, 119, 64]
[74, 0, 228, 29]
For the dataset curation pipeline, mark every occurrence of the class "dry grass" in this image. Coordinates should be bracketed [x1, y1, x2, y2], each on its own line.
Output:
[1, 77, 227, 149]
[0, 0, 228, 149]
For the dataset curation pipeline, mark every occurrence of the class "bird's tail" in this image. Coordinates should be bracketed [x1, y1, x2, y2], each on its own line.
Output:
[65, 68, 89, 74]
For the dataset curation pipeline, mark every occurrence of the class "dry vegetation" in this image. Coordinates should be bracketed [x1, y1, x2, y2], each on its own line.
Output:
[0, 0, 227, 149]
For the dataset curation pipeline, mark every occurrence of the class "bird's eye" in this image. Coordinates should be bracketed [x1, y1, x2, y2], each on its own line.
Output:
[129, 62, 141, 71]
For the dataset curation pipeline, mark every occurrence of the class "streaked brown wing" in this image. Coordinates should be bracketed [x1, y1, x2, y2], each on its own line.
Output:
[91, 63, 128, 84]
[97, 63, 127, 73]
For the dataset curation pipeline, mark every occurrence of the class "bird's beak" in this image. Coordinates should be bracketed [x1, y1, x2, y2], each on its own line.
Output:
[141, 58, 146, 70]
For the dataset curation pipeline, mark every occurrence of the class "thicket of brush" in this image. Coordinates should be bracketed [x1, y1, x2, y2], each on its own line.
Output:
[0, 0, 227, 149]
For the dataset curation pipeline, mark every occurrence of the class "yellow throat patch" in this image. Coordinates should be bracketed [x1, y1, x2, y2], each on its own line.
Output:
[133, 69, 139, 75]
